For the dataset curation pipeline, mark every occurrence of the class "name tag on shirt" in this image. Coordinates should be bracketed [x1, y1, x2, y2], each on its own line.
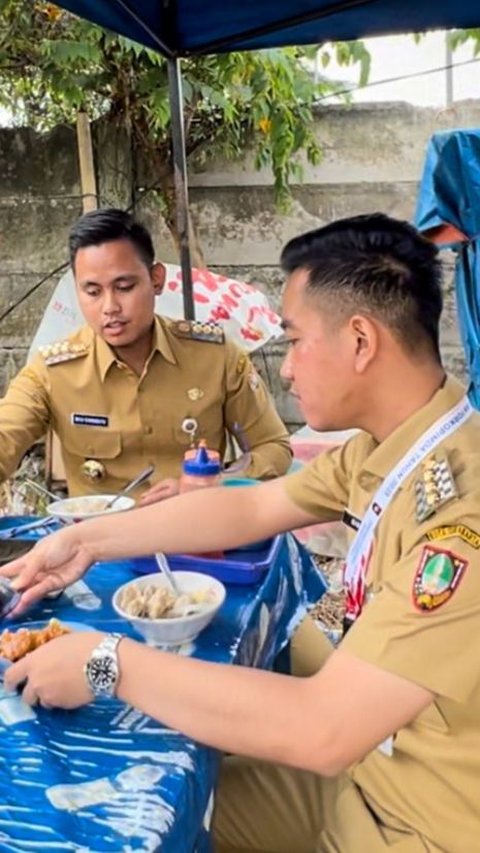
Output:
[71, 413, 109, 428]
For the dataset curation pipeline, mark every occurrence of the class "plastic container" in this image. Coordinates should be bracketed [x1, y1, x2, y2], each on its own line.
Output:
[180, 442, 221, 493]
[130, 535, 284, 585]
[180, 442, 223, 558]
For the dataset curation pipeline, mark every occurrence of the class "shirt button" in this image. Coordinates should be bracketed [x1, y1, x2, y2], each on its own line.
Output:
[144, 426, 153, 435]
[358, 472, 374, 489]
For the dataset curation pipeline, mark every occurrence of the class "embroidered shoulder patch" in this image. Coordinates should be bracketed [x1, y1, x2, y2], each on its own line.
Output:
[425, 524, 480, 550]
[171, 320, 224, 344]
[412, 545, 467, 612]
[39, 340, 88, 366]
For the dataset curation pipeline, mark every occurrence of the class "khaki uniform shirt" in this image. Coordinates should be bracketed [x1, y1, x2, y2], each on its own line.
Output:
[0, 316, 291, 496]
[286, 377, 480, 852]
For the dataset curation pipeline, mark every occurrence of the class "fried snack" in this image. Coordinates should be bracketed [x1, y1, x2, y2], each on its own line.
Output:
[0, 618, 70, 662]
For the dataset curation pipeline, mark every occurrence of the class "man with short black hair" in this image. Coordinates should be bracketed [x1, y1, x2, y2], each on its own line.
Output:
[0, 208, 292, 499]
[5, 213, 479, 852]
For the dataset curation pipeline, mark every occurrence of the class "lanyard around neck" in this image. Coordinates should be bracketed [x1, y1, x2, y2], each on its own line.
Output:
[344, 395, 473, 625]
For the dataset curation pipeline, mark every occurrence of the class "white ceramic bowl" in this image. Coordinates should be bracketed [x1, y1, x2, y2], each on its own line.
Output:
[112, 570, 226, 647]
[46, 494, 136, 523]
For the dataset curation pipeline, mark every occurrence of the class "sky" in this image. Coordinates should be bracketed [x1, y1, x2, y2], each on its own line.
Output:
[321, 30, 479, 107]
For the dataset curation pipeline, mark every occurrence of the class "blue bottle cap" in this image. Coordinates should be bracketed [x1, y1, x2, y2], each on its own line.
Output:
[183, 445, 221, 476]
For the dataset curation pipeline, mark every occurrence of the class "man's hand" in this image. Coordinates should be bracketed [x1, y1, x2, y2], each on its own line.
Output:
[0, 527, 94, 615]
[139, 478, 180, 506]
[4, 630, 104, 708]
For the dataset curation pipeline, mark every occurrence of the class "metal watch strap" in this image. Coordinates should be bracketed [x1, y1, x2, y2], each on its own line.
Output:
[96, 633, 123, 655]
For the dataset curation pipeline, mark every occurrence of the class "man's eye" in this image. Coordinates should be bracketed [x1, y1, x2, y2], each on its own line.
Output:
[85, 288, 100, 297]
[117, 284, 135, 292]
[287, 338, 299, 347]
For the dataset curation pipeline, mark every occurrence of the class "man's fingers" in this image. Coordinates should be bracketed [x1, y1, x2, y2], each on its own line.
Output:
[0, 556, 28, 580]
[9, 578, 59, 616]
[21, 681, 39, 707]
[4, 656, 28, 692]
[140, 479, 179, 505]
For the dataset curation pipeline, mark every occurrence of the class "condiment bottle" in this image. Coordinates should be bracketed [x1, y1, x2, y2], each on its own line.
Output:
[180, 441, 224, 558]
[180, 441, 221, 492]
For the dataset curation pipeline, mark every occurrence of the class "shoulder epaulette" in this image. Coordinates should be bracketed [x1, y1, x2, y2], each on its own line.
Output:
[170, 320, 224, 345]
[39, 340, 88, 366]
[415, 452, 458, 523]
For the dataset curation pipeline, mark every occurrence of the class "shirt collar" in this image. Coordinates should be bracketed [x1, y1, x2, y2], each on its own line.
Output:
[361, 376, 468, 478]
[96, 315, 177, 381]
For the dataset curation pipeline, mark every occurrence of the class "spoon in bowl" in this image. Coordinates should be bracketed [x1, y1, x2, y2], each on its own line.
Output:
[104, 464, 155, 510]
[154, 552, 181, 596]
[154, 554, 211, 617]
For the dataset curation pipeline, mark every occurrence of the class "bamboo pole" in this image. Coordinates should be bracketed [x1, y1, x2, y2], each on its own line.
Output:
[76, 110, 98, 212]
[47, 112, 98, 488]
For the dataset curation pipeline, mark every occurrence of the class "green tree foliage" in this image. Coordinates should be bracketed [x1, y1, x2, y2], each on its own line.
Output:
[0, 1, 370, 261]
[447, 27, 480, 54]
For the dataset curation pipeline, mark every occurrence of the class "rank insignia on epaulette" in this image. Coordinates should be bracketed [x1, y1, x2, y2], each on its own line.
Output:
[415, 454, 457, 523]
[40, 340, 88, 366]
[172, 320, 224, 344]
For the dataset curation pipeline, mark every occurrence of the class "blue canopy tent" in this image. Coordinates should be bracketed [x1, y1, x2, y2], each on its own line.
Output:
[415, 130, 480, 407]
[52, 0, 480, 323]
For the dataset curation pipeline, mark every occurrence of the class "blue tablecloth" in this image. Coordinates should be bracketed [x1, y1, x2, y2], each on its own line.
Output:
[0, 524, 326, 853]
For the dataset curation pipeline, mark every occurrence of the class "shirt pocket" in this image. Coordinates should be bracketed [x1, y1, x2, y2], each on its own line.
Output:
[61, 429, 122, 460]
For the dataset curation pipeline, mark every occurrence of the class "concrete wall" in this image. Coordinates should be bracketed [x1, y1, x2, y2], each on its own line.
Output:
[1, 100, 479, 428]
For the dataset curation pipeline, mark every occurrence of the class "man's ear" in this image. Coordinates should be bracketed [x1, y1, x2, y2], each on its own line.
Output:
[151, 262, 166, 296]
[349, 314, 378, 373]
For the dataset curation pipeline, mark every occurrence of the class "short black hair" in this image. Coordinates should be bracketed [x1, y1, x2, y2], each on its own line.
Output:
[281, 213, 443, 358]
[69, 208, 155, 269]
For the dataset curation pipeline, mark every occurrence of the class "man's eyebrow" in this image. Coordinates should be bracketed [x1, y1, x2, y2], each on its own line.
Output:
[280, 318, 294, 331]
[79, 274, 137, 288]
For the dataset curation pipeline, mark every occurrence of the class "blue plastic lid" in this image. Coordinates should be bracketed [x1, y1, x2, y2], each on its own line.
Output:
[183, 444, 221, 476]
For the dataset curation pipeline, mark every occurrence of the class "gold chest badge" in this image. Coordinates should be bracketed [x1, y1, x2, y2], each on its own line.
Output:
[81, 459, 106, 482]
[187, 388, 204, 401]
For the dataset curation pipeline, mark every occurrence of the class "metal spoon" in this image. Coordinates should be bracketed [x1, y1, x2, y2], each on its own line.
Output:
[104, 464, 155, 509]
[154, 552, 181, 596]
[23, 479, 63, 503]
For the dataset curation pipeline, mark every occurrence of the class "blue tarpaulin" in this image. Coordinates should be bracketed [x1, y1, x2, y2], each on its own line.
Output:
[53, 1, 480, 57]
[415, 130, 480, 408]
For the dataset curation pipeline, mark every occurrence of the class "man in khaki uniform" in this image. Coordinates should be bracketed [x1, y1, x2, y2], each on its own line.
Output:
[0, 208, 291, 499]
[4, 213, 479, 852]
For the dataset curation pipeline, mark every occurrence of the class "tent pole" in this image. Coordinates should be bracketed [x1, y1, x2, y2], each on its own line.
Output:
[167, 56, 195, 321]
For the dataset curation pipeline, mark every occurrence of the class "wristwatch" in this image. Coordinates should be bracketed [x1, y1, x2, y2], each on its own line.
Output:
[84, 633, 123, 698]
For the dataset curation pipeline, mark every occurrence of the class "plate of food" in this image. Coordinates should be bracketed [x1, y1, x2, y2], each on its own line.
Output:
[0, 618, 94, 677]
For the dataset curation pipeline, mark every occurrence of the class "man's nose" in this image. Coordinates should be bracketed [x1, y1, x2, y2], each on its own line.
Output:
[280, 349, 293, 381]
[102, 291, 121, 314]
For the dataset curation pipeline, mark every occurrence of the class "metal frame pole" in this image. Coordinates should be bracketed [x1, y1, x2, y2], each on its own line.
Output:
[167, 56, 195, 321]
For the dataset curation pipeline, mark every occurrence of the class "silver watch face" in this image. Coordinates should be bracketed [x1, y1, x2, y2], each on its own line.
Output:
[88, 655, 117, 694]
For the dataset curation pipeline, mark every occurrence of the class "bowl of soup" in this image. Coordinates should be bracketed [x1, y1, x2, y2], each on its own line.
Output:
[112, 570, 226, 646]
[46, 494, 136, 523]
